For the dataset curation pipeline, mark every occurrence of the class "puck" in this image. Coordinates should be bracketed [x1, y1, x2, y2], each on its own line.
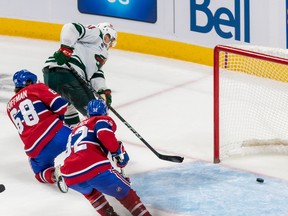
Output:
[0, 184, 5, 193]
[256, 178, 264, 183]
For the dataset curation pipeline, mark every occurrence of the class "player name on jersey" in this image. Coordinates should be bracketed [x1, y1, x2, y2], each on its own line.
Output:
[7, 90, 27, 111]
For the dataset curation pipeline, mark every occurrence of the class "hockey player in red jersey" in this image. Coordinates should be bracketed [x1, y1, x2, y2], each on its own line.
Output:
[60, 99, 152, 216]
[7, 69, 72, 184]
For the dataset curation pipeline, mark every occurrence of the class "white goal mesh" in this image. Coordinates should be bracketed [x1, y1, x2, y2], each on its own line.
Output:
[214, 45, 288, 163]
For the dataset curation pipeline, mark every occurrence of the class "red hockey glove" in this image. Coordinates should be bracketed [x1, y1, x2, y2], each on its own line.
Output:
[53, 45, 74, 65]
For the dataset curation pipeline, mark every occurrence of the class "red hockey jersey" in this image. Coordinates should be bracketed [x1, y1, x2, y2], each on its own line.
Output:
[7, 83, 68, 158]
[61, 115, 120, 186]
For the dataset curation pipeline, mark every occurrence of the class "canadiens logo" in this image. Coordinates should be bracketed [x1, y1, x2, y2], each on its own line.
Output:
[116, 186, 122, 192]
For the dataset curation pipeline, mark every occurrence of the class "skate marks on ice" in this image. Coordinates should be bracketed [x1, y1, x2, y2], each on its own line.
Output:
[132, 161, 288, 216]
[0, 73, 14, 113]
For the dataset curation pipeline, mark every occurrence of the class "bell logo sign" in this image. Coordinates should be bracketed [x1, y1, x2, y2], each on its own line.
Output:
[190, 0, 250, 43]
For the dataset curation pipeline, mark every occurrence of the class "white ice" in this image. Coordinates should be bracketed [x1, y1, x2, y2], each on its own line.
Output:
[1, 36, 288, 216]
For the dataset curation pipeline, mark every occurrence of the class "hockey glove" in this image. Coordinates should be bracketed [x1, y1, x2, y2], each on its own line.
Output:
[98, 89, 112, 107]
[53, 45, 74, 65]
[111, 142, 129, 168]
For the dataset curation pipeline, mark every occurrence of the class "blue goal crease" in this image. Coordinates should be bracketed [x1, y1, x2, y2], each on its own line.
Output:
[131, 161, 288, 216]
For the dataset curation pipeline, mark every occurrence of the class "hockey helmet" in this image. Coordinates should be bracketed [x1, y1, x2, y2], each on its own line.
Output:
[87, 99, 108, 117]
[97, 22, 117, 48]
[13, 69, 38, 88]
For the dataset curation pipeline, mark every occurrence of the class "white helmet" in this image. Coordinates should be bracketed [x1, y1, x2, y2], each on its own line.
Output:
[97, 22, 117, 48]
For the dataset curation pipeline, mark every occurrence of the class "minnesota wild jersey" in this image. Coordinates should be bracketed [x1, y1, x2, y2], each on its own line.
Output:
[44, 23, 109, 91]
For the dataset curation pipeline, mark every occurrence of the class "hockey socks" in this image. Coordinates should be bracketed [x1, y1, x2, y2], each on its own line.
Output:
[118, 189, 152, 216]
[64, 104, 80, 127]
[84, 189, 119, 216]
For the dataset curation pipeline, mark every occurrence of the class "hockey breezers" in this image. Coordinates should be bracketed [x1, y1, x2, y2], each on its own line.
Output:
[65, 63, 184, 163]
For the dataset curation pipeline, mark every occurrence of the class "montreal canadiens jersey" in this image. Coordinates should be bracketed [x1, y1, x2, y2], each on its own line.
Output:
[44, 23, 109, 91]
[61, 115, 120, 186]
[7, 83, 68, 158]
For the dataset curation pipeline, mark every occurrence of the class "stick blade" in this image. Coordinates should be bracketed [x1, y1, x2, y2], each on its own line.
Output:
[159, 155, 184, 163]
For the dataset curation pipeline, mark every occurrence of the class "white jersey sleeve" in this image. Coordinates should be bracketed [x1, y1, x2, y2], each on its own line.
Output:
[90, 76, 107, 92]
[60, 23, 103, 46]
[60, 23, 83, 47]
[44, 23, 110, 92]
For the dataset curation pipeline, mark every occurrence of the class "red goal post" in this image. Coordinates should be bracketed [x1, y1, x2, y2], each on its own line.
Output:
[214, 45, 288, 163]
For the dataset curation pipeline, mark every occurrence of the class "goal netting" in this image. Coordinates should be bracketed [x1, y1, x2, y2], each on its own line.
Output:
[214, 45, 288, 163]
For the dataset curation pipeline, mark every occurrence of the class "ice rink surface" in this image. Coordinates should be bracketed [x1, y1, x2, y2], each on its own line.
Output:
[1, 36, 288, 216]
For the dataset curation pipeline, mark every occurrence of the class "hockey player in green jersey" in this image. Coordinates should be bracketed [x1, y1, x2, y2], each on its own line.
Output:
[43, 22, 117, 126]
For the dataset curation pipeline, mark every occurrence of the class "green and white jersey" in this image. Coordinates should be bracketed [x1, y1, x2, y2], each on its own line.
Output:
[44, 23, 109, 91]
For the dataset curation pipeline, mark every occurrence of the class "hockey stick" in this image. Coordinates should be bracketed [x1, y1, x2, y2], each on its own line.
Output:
[120, 168, 132, 184]
[65, 63, 184, 163]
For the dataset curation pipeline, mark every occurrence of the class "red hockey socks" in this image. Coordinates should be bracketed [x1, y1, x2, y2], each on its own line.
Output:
[118, 189, 152, 216]
[84, 189, 119, 216]
[35, 167, 55, 184]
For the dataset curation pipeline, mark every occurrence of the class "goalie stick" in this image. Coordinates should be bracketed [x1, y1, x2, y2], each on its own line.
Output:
[65, 62, 184, 163]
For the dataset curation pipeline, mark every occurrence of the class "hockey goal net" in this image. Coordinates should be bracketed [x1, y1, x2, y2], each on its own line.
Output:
[214, 45, 288, 163]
